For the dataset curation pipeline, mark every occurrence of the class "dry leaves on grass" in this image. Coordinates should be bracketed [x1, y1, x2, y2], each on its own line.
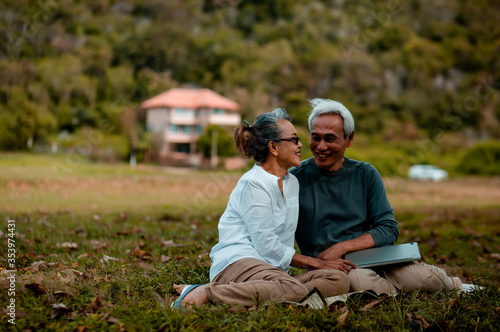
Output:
[56, 242, 79, 250]
[89, 240, 110, 250]
[51, 303, 72, 319]
[160, 255, 171, 263]
[406, 313, 453, 332]
[127, 247, 155, 261]
[25, 282, 49, 295]
[162, 240, 187, 248]
[358, 298, 385, 313]
[107, 317, 126, 331]
[25, 261, 68, 273]
[337, 307, 349, 324]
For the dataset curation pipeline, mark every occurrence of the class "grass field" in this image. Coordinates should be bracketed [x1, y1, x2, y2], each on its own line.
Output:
[1, 153, 499, 331]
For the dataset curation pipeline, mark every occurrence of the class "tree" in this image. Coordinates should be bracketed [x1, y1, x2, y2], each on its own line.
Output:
[197, 125, 237, 159]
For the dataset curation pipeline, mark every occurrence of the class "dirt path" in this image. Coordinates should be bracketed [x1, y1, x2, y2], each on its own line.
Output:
[385, 177, 500, 210]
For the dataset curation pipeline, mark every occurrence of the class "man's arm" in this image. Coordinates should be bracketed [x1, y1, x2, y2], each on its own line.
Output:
[317, 233, 375, 261]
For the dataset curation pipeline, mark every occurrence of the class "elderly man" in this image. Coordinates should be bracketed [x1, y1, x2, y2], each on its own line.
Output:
[290, 98, 463, 294]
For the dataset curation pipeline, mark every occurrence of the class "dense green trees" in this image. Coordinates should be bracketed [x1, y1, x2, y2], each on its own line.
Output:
[0, 0, 499, 170]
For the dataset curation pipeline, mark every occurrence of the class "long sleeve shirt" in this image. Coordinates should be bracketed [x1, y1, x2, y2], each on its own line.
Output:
[209, 164, 300, 281]
[289, 157, 399, 258]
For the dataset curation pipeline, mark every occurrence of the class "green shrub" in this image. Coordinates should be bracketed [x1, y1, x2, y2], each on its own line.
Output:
[456, 141, 500, 175]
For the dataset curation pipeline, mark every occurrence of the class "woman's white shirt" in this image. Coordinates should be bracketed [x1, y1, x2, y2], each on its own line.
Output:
[209, 164, 300, 281]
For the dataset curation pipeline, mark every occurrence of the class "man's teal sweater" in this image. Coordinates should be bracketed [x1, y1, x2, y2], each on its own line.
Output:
[290, 157, 399, 258]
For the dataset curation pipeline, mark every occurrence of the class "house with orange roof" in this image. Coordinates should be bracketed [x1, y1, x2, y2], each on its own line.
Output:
[141, 88, 241, 166]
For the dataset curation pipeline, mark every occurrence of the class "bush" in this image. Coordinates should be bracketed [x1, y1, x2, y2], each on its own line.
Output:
[456, 141, 500, 175]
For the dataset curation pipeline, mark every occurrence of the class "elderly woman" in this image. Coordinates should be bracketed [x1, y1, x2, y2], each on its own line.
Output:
[173, 108, 351, 308]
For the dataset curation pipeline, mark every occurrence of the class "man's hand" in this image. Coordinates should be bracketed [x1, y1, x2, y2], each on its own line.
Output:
[318, 233, 376, 261]
[318, 243, 347, 260]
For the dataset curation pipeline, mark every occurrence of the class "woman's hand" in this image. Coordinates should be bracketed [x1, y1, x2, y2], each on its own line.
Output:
[315, 258, 357, 274]
[291, 253, 357, 274]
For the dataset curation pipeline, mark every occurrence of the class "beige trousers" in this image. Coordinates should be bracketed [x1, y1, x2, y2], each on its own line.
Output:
[205, 258, 349, 306]
[348, 261, 461, 295]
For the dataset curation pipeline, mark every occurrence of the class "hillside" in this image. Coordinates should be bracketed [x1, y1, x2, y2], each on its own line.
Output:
[1, 0, 499, 163]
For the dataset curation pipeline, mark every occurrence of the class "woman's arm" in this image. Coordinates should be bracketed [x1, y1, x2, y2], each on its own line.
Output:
[291, 253, 356, 274]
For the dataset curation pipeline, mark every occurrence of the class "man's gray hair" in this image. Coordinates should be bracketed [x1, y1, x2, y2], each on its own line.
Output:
[308, 98, 355, 138]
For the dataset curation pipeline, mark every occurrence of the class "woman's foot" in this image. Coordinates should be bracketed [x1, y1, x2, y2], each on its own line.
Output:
[173, 284, 209, 307]
[174, 284, 186, 295]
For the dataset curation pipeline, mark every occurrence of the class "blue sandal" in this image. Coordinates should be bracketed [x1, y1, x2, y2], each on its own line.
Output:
[171, 284, 203, 309]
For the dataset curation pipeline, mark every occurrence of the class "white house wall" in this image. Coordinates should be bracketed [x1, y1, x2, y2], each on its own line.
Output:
[146, 108, 169, 132]
[208, 113, 241, 126]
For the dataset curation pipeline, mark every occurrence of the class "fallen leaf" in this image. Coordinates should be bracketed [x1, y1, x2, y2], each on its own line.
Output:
[54, 290, 72, 298]
[130, 247, 146, 257]
[198, 252, 210, 259]
[162, 240, 175, 247]
[447, 298, 457, 310]
[140, 253, 155, 261]
[359, 299, 383, 313]
[38, 218, 54, 228]
[328, 303, 344, 314]
[107, 317, 124, 327]
[490, 253, 500, 261]
[470, 240, 482, 248]
[101, 254, 121, 263]
[90, 240, 110, 250]
[132, 226, 145, 233]
[437, 256, 449, 264]
[337, 307, 349, 324]
[51, 303, 73, 319]
[77, 253, 94, 260]
[129, 247, 155, 261]
[72, 269, 84, 276]
[464, 227, 482, 237]
[160, 255, 171, 263]
[57, 242, 78, 250]
[25, 282, 49, 295]
[495, 307, 500, 314]
[73, 326, 90, 332]
[406, 313, 429, 329]
[92, 296, 104, 312]
[25, 261, 50, 272]
[116, 230, 130, 236]
[426, 321, 453, 331]
[71, 269, 89, 278]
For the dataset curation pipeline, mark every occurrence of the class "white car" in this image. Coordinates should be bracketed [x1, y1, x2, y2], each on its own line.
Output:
[408, 164, 449, 181]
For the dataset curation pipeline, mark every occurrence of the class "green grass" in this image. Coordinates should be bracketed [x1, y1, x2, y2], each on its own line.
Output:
[1, 153, 499, 331]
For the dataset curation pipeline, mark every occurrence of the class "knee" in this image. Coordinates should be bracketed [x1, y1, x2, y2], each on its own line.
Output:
[323, 270, 350, 295]
[390, 262, 456, 291]
[279, 280, 310, 303]
[348, 269, 378, 291]
[415, 263, 456, 291]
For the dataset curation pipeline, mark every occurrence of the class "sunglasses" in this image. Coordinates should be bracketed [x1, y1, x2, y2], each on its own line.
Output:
[276, 136, 300, 145]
